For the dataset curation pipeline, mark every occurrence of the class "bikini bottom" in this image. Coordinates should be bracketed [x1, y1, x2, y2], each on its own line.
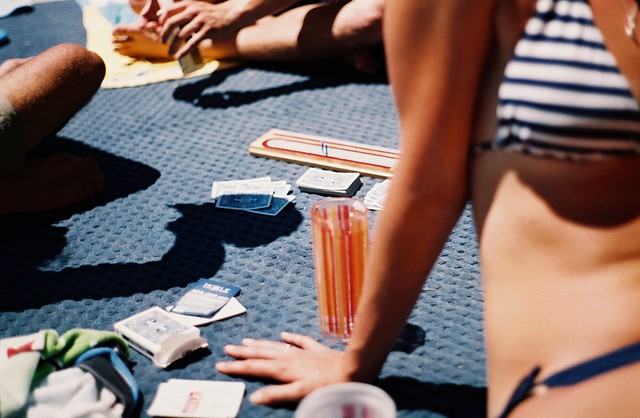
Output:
[497, 341, 640, 418]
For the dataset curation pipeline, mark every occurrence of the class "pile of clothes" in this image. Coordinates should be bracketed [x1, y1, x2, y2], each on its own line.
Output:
[0, 329, 139, 418]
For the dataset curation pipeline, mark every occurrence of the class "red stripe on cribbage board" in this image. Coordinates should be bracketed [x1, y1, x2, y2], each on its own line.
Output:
[248, 129, 399, 178]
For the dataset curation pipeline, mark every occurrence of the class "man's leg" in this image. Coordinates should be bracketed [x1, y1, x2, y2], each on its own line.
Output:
[227, 0, 384, 64]
[0, 43, 106, 214]
[0, 43, 105, 151]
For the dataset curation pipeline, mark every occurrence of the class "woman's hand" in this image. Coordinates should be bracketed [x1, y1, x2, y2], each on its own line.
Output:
[135, 0, 162, 31]
[158, 0, 242, 59]
[215, 332, 355, 405]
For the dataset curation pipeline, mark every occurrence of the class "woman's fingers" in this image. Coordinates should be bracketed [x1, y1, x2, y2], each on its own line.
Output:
[216, 358, 288, 379]
[159, 1, 239, 56]
[215, 358, 337, 405]
[242, 338, 294, 351]
[159, 4, 189, 43]
[221, 339, 294, 360]
[280, 332, 327, 351]
[174, 22, 205, 58]
[248, 381, 311, 405]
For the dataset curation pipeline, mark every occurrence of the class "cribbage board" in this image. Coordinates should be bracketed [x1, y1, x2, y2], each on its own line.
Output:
[249, 129, 399, 178]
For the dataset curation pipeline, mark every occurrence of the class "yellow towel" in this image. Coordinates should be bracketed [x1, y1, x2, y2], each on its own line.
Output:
[83, 5, 228, 89]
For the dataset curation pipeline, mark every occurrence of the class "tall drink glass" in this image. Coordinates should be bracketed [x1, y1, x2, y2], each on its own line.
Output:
[310, 198, 369, 341]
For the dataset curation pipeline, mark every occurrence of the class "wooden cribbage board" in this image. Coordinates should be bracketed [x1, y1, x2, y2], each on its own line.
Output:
[249, 129, 399, 178]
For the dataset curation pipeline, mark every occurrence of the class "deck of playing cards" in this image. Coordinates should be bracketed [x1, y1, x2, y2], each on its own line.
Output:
[296, 167, 361, 197]
[114, 307, 208, 368]
[211, 176, 295, 216]
[166, 297, 246, 327]
[364, 179, 391, 210]
[169, 278, 240, 318]
[158, 0, 204, 75]
[147, 379, 245, 418]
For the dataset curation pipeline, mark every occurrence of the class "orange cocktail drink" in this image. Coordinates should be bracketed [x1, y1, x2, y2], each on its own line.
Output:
[311, 198, 369, 341]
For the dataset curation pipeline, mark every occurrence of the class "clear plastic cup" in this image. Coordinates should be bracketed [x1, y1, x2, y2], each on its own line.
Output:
[310, 198, 369, 341]
[295, 383, 397, 418]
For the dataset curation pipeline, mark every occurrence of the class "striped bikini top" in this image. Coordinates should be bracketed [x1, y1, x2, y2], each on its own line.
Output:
[476, 0, 640, 159]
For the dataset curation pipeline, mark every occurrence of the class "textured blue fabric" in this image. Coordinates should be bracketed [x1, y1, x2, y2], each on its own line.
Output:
[0, 2, 486, 416]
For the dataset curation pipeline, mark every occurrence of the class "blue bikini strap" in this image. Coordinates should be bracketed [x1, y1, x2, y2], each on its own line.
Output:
[543, 341, 640, 387]
[497, 341, 640, 418]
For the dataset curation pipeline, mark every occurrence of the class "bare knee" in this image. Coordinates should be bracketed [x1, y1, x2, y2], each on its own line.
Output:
[46, 43, 106, 89]
[1, 44, 105, 145]
[334, 0, 384, 47]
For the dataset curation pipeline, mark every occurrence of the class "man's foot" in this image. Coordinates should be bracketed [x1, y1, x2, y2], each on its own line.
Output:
[112, 24, 172, 60]
[0, 153, 105, 214]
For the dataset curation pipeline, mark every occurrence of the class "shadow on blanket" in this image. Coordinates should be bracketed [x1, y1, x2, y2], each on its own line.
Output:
[173, 62, 388, 109]
[0, 137, 303, 312]
[0, 202, 302, 312]
[22, 136, 162, 216]
[237, 376, 487, 417]
[379, 377, 487, 418]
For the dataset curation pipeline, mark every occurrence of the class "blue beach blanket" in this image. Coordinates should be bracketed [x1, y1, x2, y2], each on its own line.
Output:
[0, 1, 487, 416]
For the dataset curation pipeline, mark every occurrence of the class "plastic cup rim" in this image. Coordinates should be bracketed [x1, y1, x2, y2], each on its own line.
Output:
[295, 382, 396, 417]
[310, 197, 369, 215]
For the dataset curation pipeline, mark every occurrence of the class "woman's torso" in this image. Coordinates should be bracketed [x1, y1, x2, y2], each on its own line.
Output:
[470, 0, 640, 415]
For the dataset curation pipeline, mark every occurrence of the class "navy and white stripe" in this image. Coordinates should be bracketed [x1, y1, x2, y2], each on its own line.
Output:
[478, 0, 640, 159]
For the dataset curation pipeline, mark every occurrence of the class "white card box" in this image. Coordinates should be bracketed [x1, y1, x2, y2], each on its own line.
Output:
[114, 307, 208, 368]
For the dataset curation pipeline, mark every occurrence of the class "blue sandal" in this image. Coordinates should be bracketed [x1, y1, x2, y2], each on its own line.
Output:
[0, 29, 8, 45]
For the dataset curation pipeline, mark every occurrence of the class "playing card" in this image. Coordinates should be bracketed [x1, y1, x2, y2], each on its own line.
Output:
[245, 195, 295, 216]
[170, 279, 241, 317]
[364, 179, 391, 210]
[296, 168, 361, 197]
[211, 176, 295, 215]
[296, 167, 360, 192]
[211, 176, 272, 199]
[215, 183, 274, 210]
[272, 183, 292, 197]
[166, 297, 247, 327]
[147, 379, 245, 418]
[158, 0, 204, 75]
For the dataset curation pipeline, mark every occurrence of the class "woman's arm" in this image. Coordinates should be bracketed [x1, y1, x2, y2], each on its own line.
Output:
[344, 0, 497, 377]
[216, 0, 496, 405]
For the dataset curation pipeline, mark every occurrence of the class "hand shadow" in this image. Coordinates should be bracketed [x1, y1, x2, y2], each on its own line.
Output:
[392, 322, 427, 354]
